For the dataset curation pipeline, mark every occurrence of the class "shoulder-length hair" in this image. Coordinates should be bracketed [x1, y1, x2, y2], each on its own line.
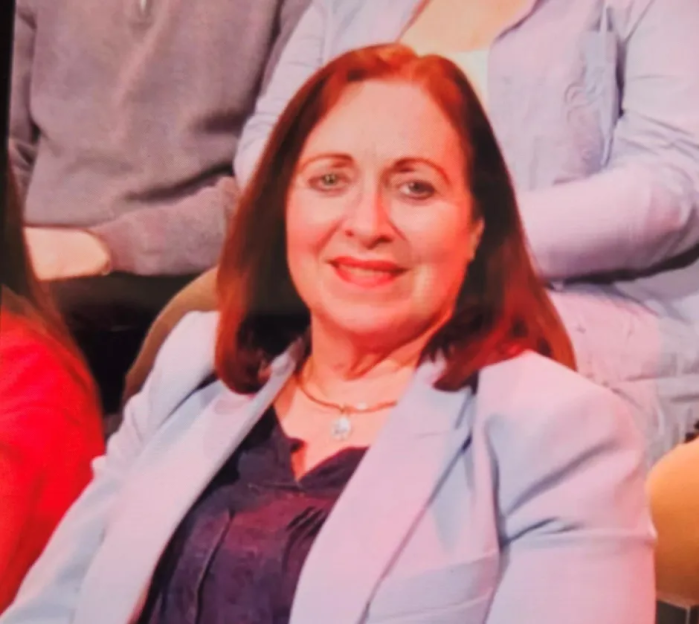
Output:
[216, 44, 575, 393]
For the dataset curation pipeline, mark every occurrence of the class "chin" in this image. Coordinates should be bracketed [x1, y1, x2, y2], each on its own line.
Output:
[325, 308, 416, 345]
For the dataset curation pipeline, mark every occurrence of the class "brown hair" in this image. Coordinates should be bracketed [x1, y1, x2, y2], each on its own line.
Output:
[216, 44, 575, 393]
[1, 165, 87, 361]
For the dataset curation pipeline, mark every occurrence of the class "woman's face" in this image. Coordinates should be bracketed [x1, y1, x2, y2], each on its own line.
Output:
[286, 79, 483, 346]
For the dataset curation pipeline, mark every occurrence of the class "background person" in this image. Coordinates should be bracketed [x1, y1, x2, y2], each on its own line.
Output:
[0, 167, 104, 611]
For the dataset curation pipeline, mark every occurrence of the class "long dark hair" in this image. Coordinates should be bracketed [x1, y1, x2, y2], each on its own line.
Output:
[1, 165, 78, 351]
[216, 44, 575, 393]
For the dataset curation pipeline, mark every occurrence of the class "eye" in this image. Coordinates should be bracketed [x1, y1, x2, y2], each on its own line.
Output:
[309, 171, 349, 192]
[398, 180, 436, 200]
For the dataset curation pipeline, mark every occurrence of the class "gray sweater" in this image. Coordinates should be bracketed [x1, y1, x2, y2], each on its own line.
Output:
[10, 0, 309, 275]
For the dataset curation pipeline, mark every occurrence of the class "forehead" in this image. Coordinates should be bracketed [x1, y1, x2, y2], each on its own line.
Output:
[301, 80, 465, 165]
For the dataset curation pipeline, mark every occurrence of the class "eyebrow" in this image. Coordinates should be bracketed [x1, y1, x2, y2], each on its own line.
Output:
[392, 158, 450, 184]
[296, 153, 353, 171]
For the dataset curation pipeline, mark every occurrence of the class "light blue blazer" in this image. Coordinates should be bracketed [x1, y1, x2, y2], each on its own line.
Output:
[1, 312, 654, 624]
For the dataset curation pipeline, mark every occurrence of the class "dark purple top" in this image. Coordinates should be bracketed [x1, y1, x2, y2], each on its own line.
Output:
[137, 406, 367, 624]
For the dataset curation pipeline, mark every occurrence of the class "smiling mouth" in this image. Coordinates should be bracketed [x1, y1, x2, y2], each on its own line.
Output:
[330, 258, 406, 287]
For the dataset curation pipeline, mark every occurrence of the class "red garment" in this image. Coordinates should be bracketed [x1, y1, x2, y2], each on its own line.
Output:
[0, 309, 104, 611]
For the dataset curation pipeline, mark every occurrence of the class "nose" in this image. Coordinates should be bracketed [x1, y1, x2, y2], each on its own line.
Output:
[341, 184, 394, 246]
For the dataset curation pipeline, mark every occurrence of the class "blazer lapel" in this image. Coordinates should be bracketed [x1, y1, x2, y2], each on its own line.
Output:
[73, 352, 299, 624]
[289, 361, 475, 624]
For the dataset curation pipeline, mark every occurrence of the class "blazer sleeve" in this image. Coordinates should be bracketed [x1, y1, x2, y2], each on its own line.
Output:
[484, 371, 656, 623]
[0, 312, 216, 624]
[519, 0, 699, 281]
[234, 0, 327, 186]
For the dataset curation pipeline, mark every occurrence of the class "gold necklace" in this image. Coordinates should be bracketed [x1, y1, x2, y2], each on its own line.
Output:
[295, 374, 399, 441]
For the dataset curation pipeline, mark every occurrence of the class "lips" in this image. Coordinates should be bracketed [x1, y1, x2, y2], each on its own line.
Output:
[330, 256, 406, 287]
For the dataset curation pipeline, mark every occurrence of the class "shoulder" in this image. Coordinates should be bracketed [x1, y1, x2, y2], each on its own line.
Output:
[473, 351, 649, 538]
[464, 352, 654, 610]
[127, 311, 221, 432]
[474, 351, 643, 472]
[0, 310, 94, 409]
[143, 310, 219, 396]
[153, 309, 220, 360]
[477, 350, 629, 422]
[0, 310, 102, 455]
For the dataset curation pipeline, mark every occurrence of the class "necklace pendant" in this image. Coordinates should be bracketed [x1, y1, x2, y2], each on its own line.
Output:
[331, 415, 352, 441]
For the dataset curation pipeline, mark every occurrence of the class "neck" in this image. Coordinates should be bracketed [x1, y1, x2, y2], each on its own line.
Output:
[300, 319, 439, 406]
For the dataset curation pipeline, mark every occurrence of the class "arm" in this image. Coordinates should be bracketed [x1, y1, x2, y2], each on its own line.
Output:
[85, 176, 239, 275]
[485, 374, 655, 623]
[234, 0, 327, 186]
[258, 0, 318, 97]
[83, 0, 311, 276]
[0, 313, 213, 624]
[521, 0, 699, 281]
[9, 0, 38, 199]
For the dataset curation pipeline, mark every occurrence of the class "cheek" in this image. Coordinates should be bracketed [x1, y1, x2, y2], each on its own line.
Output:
[286, 197, 328, 259]
[405, 210, 473, 284]
[285, 195, 339, 296]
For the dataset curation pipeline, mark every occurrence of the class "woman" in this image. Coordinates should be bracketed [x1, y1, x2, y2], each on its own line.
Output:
[0, 168, 104, 611]
[3, 47, 653, 624]
[127, 0, 699, 469]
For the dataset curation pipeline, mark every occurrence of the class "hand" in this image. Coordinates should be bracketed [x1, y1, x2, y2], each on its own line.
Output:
[24, 227, 112, 281]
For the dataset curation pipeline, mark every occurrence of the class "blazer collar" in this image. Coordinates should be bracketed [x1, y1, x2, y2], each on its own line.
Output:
[75, 348, 474, 624]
